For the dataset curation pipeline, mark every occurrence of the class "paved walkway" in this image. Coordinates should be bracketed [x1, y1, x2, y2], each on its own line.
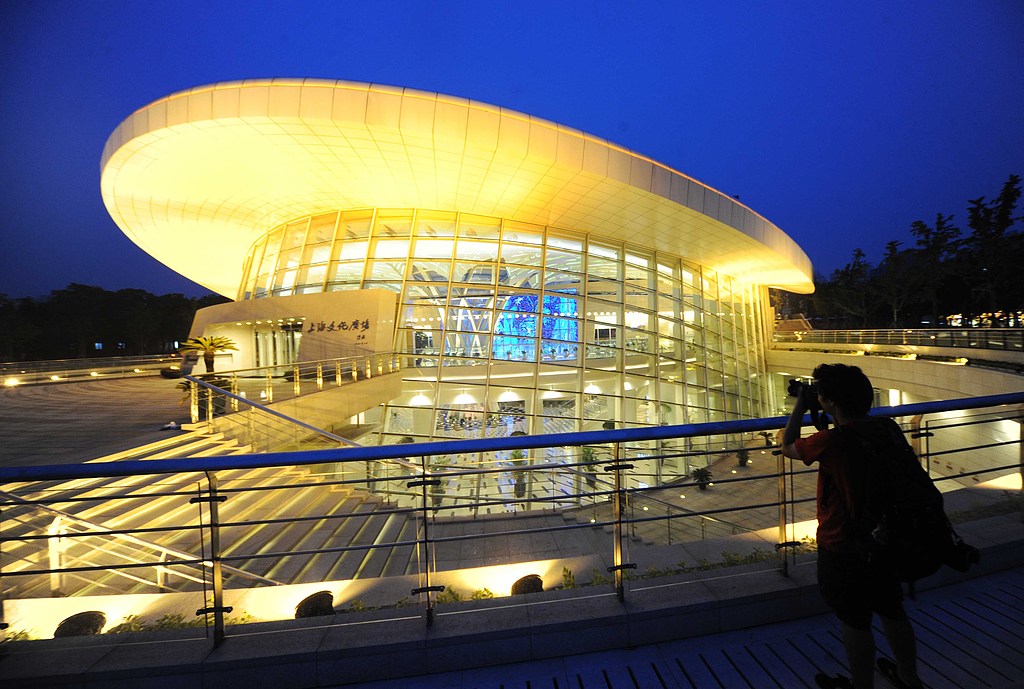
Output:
[0, 377, 188, 466]
[346, 565, 1024, 689]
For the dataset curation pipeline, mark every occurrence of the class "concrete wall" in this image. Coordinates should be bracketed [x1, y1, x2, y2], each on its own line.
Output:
[188, 290, 398, 372]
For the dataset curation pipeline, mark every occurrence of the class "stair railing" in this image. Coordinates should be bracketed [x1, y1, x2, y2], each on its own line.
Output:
[186, 375, 362, 451]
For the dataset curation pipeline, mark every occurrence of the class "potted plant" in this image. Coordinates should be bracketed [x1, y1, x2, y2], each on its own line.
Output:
[581, 446, 599, 489]
[510, 450, 528, 498]
[691, 466, 713, 490]
[431, 478, 446, 508]
[736, 447, 750, 467]
[179, 335, 238, 374]
[429, 454, 450, 507]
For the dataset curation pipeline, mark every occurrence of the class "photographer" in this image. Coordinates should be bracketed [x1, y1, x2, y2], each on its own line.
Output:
[781, 364, 923, 689]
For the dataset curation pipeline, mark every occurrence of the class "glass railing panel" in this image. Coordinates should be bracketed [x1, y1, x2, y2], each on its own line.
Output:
[0, 470, 219, 627]
[214, 462, 425, 600]
[2, 391, 1021, 643]
[920, 408, 1023, 496]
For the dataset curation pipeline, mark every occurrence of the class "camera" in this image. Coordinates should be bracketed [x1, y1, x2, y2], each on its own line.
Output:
[787, 379, 822, 412]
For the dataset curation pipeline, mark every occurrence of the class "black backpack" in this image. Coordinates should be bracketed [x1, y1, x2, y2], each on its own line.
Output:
[842, 418, 979, 595]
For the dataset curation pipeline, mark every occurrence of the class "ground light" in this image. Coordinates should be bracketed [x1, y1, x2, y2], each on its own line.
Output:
[54, 611, 106, 637]
[294, 591, 334, 618]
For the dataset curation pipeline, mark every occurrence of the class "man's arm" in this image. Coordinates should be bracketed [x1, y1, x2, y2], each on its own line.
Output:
[780, 395, 807, 461]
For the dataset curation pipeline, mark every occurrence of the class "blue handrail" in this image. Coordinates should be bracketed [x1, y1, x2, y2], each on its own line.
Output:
[2, 391, 1021, 483]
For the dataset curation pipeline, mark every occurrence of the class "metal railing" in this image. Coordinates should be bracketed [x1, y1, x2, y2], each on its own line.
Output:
[773, 327, 1024, 352]
[1, 392, 1021, 645]
[184, 353, 401, 423]
[184, 375, 363, 452]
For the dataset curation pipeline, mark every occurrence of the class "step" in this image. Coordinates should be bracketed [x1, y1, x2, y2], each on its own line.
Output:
[83, 432, 213, 462]
[379, 516, 421, 578]
[219, 492, 317, 559]
[300, 500, 381, 583]
[279, 494, 372, 584]
[350, 510, 410, 580]
[240, 488, 335, 557]
[264, 495, 366, 583]
[323, 511, 393, 582]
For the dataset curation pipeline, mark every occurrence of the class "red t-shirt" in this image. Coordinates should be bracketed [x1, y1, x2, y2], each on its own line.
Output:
[795, 427, 858, 550]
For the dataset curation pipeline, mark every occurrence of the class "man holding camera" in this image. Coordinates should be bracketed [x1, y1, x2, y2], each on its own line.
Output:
[781, 363, 924, 689]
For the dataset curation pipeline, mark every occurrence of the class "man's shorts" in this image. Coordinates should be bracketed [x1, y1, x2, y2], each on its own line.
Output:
[817, 546, 906, 629]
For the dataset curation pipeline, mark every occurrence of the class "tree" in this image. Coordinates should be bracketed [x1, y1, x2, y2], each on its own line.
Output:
[961, 174, 1022, 311]
[806, 175, 1021, 328]
[180, 336, 238, 373]
[874, 241, 917, 327]
[909, 213, 962, 325]
[114, 289, 159, 354]
[47, 283, 114, 357]
[819, 249, 876, 327]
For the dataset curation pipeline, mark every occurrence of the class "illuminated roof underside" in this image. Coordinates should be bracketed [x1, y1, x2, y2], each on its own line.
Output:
[101, 79, 814, 297]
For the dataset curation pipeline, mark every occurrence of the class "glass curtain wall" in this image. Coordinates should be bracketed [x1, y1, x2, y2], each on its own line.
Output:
[238, 209, 771, 448]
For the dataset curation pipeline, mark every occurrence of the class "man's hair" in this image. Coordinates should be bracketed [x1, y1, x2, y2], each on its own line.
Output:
[812, 363, 874, 417]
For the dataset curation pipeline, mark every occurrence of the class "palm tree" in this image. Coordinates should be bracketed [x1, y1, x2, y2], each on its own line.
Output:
[179, 335, 238, 373]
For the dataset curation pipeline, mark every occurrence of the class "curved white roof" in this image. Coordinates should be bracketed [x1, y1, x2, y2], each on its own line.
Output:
[101, 79, 813, 296]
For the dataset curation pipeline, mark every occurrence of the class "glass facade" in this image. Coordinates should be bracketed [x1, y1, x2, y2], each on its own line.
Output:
[239, 209, 772, 443]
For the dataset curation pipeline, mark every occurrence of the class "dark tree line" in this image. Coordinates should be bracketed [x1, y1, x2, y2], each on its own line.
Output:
[777, 174, 1023, 329]
[0, 284, 228, 361]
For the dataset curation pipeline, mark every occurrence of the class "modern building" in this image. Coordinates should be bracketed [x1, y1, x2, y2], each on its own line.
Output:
[100, 79, 814, 445]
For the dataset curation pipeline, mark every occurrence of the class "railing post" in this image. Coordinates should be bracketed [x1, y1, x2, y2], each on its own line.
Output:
[191, 472, 231, 647]
[156, 551, 167, 589]
[605, 440, 635, 602]
[205, 386, 214, 429]
[189, 380, 199, 424]
[47, 517, 66, 596]
[229, 374, 239, 412]
[774, 446, 796, 576]
[265, 371, 274, 403]
[909, 414, 932, 474]
[409, 455, 443, 627]
[292, 365, 301, 396]
[316, 363, 323, 390]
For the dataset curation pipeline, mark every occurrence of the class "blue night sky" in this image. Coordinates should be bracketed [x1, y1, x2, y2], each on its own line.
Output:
[1, 1, 1022, 299]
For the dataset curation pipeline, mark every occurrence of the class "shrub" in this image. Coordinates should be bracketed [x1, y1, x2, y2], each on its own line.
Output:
[436, 588, 462, 604]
